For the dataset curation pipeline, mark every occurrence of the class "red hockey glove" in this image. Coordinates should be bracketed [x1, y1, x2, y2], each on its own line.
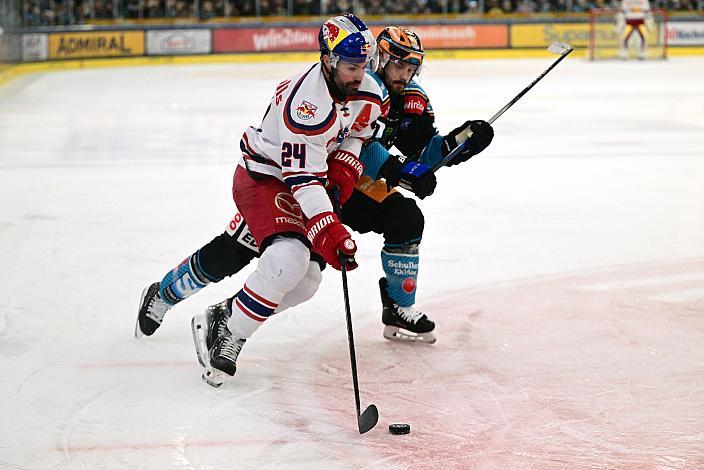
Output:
[306, 212, 358, 271]
[326, 150, 365, 205]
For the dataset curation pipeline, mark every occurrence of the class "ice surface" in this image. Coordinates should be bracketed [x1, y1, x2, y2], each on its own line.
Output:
[1, 57, 703, 469]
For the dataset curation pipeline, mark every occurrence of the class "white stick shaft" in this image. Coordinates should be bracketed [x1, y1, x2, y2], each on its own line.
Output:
[430, 45, 574, 173]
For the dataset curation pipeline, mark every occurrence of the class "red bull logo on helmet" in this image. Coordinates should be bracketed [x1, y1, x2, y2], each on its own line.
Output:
[322, 21, 349, 51]
[323, 22, 340, 43]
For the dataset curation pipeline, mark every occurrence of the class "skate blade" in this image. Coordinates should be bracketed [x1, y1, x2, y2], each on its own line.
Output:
[202, 369, 224, 388]
[134, 320, 144, 339]
[383, 325, 436, 344]
[134, 286, 151, 339]
[191, 315, 209, 368]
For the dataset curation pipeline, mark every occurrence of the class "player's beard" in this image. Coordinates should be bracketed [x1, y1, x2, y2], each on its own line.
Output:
[389, 80, 407, 95]
[334, 74, 362, 96]
[379, 67, 407, 96]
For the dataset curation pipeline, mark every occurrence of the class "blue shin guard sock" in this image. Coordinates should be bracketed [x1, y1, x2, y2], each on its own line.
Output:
[381, 244, 419, 307]
[159, 252, 219, 306]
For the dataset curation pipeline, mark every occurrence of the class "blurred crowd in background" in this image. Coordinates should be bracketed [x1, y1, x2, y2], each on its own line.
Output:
[18, 0, 704, 27]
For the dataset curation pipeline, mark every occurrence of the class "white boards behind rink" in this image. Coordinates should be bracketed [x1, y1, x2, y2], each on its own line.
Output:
[147, 29, 212, 56]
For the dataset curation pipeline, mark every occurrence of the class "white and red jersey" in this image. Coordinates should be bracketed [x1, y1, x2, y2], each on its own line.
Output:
[239, 62, 382, 220]
[620, 0, 651, 21]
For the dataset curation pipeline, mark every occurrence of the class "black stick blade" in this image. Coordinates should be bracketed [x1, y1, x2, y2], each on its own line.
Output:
[358, 404, 379, 434]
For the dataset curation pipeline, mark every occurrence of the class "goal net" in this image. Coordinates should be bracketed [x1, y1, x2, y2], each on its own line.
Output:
[589, 8, 668, 60]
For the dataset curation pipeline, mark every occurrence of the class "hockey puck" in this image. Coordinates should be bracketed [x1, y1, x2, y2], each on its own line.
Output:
[389, 423, 411, 435]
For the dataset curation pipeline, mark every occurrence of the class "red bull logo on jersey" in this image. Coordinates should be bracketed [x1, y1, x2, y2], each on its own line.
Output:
[296, 100, 318, 120]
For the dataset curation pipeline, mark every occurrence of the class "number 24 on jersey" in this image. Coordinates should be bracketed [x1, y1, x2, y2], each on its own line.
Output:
[281, 142, 306, 168]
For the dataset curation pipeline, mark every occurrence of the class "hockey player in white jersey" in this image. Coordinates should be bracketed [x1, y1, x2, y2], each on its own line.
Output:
[136, 25, 493, 348]
[186, 14, 381, 387]
[616, 0, 654, 60]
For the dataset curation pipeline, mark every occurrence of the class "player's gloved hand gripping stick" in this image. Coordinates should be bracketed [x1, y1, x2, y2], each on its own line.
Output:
[431, 42, 575, 173]
[331, 188, 379, 434]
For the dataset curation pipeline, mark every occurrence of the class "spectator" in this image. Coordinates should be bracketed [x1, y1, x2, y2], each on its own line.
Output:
[145, 0, 164, 18]
[365, 0, 386, 14]
[327, 0, 353, 14]
[426, 0, 445, 12]
[516, 0, 536, 12]
[19, 0, 704, 26]
[570, 0, 592, 12]
[465, 0, 480, 12]
[294, 0, 320, 15]
[200, 0, 215, 18]
[238, 0, 255, 15]
[271, 0, 287, 15]
[486, 0, 504, 13]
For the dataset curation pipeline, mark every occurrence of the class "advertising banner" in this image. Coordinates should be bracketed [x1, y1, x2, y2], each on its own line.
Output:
[511, 23, 593, 48]
[147, 29, 212, 55]
[23, 33, 48, 61]
[49, 31, 144, 59]
[666, 21, 704, 46]
[512, 22, 668, 48]
[215, 24, 509, 53]
[214, 27, 318, 53]
[513, 21, 673, 49]
[379, 25, 508, 49]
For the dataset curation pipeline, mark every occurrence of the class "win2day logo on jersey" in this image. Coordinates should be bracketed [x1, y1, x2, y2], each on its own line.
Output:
[296, 101, 318, 120]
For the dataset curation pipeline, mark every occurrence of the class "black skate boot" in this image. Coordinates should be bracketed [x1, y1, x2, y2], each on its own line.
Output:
[135, 282, 172, 338]
[191, 299, 246, 388]
[379, 278, 436, 344]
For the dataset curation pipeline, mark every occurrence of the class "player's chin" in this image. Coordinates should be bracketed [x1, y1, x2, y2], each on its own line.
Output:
[390, 82, 405, 93]
[344, 83, 362, 95]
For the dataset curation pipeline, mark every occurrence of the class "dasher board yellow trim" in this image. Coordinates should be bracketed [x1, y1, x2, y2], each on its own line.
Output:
[2, 47, 704, 87]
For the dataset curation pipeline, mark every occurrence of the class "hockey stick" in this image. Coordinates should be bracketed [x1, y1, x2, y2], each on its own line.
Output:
[332, 189, 379, 435]
[430, 42, 574, 173]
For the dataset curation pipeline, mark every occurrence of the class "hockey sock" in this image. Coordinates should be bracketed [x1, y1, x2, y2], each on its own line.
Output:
[228, 282, 279, 339]
[159, 252, 220, 306]
[381, 244, 419, 307]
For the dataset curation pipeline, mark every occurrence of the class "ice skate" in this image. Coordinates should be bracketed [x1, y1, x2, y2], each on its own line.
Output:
[135, 282, 171, 338]
[191, 299, 246, 388]
[637, 46, 648, 60]
[379, 278, 436, 344]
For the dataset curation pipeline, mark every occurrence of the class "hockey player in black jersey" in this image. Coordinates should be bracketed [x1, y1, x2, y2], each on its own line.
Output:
[341, 26, 493, 343]
[136, 26, 493, 346]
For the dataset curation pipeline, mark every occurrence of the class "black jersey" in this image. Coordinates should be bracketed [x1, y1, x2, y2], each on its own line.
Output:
[372, 73, 438, 159]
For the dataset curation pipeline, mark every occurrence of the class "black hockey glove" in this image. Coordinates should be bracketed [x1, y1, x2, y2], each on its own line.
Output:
[380, 154, 437, 199]
[442, 120, 494, 167]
